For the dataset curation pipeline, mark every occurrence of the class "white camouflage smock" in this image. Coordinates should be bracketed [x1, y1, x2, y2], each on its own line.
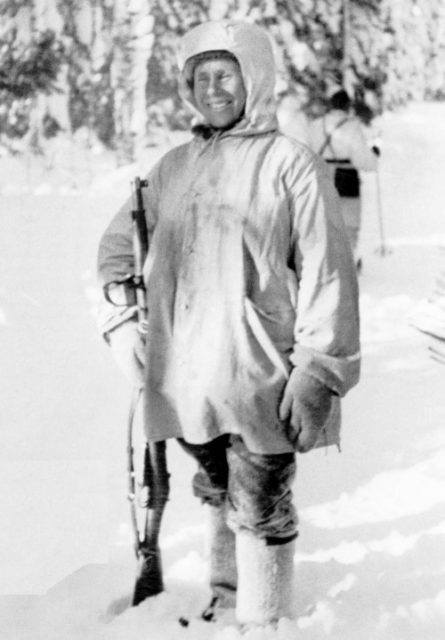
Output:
[97, 21, 360, 455]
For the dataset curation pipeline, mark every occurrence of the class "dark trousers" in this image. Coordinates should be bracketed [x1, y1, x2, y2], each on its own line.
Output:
[178, 434, 298, 543]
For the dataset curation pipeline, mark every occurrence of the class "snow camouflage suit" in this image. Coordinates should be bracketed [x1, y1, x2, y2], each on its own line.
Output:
[97, 20, 361, 456]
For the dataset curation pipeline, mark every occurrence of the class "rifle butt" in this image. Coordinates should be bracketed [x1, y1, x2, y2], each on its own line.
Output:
[131, 442, 170, 606]
[132, 546, 164, 606]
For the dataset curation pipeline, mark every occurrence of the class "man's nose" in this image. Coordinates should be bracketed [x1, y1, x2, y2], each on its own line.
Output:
[206, 75, 222, 95]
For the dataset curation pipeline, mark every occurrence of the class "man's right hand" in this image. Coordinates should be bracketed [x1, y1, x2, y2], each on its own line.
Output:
[108, 321, 146, 388]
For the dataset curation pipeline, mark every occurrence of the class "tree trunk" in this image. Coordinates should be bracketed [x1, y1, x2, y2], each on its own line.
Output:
[111, 0, 154, 165]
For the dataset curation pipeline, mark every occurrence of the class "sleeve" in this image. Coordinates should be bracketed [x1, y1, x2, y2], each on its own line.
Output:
[348, 120, 378, 171]
[96, 166, 161, 338]
[285, 150, 361, 396]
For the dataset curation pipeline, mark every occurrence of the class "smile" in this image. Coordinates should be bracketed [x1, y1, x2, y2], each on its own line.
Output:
[207, 101, 231, 110]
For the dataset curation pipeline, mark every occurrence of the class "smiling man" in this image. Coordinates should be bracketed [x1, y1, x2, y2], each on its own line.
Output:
[97, 20, 360, 630]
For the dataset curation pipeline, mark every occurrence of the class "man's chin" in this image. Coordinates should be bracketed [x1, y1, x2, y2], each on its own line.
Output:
[205, 110, 237, 129]
[208, 118, 237, 129]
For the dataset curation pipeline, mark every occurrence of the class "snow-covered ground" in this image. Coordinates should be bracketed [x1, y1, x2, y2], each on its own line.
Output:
[1, 102, 445, 639]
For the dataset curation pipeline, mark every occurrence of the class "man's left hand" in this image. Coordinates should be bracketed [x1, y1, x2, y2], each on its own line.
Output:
[279, 368, 334, 453]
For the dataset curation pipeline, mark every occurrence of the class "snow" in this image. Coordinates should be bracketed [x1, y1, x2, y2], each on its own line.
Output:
[1, 101, 445, 639]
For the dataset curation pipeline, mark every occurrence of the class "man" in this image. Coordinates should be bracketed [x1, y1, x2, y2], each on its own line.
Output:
[310, 89, 378, 269]
[276, 86, 312, 146]
[97, 20, 360, 629]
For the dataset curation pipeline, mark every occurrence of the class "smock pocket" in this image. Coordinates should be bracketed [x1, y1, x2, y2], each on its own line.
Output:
[243, 298, 295, 379]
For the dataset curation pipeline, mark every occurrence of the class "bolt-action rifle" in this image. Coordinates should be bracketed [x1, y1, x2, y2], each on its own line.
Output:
[129, 177, 170, 606]
[104, 177, 170, 606]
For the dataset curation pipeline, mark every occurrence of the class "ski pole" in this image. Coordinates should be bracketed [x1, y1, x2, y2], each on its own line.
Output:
[375, 159, 388, 256]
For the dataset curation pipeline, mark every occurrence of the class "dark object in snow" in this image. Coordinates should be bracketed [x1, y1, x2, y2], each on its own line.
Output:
[201, 595, 220, 622]
[177, 595, 220, 627]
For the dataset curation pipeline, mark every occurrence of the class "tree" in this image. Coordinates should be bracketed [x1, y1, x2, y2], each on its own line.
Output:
[0, 13, 64, 144]
[1, 0, 445, 156]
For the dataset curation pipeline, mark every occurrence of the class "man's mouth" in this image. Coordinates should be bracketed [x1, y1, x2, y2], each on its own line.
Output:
[207, 101, 231, 110]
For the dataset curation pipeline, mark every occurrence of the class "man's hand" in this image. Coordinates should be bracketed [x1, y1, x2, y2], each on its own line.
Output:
[108, 320, 146, 388]
[279, 368, 333, 453]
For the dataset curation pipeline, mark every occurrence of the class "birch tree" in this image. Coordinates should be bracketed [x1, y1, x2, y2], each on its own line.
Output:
[111, 0, 154, 164]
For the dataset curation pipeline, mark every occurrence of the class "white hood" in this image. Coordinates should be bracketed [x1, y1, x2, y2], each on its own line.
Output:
[176, 20, 278, 134]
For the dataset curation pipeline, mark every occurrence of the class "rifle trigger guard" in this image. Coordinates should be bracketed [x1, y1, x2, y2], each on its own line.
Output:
[103, 274, 142, 307]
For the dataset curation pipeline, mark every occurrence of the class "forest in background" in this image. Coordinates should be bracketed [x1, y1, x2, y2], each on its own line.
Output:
[1, 0, 445, 164]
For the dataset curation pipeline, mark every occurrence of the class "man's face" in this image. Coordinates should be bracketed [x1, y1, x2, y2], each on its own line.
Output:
[193, 57, 247, 129]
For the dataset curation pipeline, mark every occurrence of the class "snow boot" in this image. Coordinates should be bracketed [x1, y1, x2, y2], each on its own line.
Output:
[235, 531, 296, 627]
[202, 502, 237, 621]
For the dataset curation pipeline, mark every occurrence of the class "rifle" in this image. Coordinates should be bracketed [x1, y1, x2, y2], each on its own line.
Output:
[130, 177, 170, 606]
[105, 177, 170, 606]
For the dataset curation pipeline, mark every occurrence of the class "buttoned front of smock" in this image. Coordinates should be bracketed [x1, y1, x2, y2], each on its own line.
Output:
[98, 129, 360, 453]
